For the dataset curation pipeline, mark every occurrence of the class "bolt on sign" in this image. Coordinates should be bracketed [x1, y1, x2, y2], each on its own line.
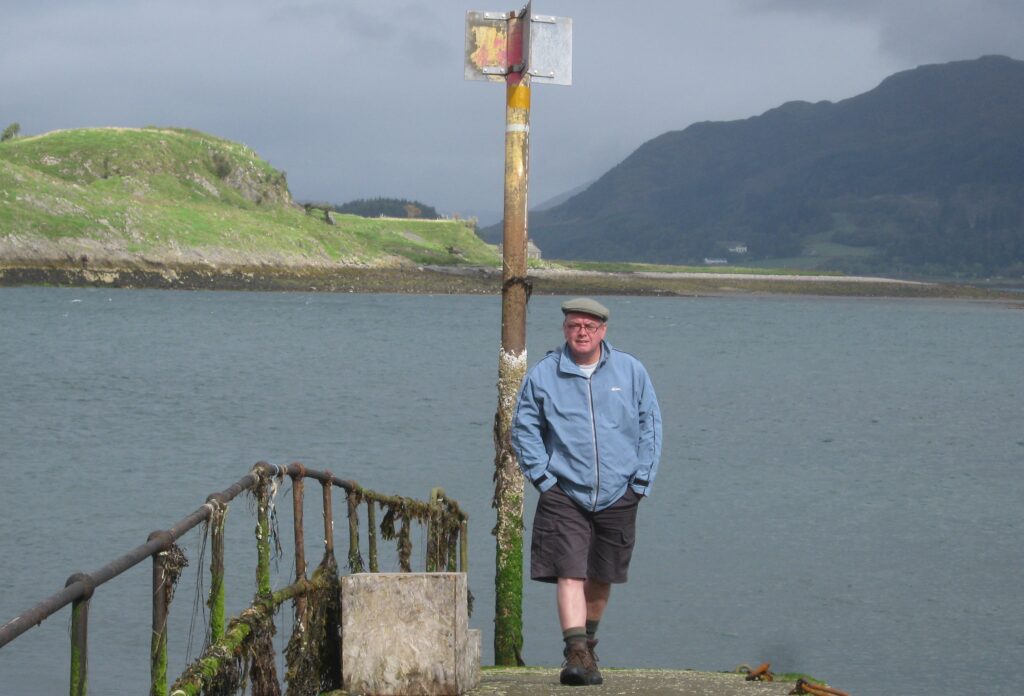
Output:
[464, 2, 572, 85]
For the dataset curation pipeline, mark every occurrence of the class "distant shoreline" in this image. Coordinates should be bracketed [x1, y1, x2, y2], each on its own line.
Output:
[2, 261, 1021, 303]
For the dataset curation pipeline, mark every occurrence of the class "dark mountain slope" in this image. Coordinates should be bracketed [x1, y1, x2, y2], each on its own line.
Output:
[504, 55, 1024, 275]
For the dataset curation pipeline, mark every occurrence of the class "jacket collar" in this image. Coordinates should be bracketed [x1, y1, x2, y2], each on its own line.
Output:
[557, 340, 612, 376]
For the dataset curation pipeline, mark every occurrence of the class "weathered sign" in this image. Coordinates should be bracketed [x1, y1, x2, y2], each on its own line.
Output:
[465, 3, 572, 85]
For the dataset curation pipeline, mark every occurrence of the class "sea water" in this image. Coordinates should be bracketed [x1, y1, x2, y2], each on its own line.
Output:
[1, 287, 1021, 695]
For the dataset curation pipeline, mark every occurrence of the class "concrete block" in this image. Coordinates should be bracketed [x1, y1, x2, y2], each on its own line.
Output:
[341, 572, 480, 695]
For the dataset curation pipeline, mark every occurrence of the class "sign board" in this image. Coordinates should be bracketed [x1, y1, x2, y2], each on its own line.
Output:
[523, 11, 572, 85]
[465, 3, 572, 85]
[464, 10, 510, 83]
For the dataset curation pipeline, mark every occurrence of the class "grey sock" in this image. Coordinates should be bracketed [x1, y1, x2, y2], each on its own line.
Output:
[562, 626, 587, 648]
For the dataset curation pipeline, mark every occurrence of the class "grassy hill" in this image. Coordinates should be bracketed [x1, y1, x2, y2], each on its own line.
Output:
[0, 127, 499, 278]
[2, 127, 1017, 299]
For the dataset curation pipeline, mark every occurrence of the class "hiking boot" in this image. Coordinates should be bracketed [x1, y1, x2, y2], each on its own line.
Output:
[560, 641, 603, 686]
[586, 639, 603, 683]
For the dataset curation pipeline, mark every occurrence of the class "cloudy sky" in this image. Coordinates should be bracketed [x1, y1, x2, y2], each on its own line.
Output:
[2, 1, 1021, 222]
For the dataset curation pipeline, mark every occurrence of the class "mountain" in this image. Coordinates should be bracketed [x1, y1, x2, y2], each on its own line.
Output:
[533, 181, 594, 212]
[497, 55, 1024, 276]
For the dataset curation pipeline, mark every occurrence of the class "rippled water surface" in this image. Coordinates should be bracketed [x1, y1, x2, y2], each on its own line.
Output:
[1, 288, 1021, 695]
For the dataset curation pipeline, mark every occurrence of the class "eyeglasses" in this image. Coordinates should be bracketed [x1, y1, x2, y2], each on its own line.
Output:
[564, 321, 604, 334]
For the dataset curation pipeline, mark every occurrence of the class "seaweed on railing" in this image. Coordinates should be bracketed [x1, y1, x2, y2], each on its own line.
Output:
[169, 463, 470, 696]
[205, 497, 229, 645]
[151, 541, 189, 694]
[247, 466, 281, 695]
[0, 461, 470, 696]
[283, 556, 341, 696]
[346, 487, 365, 573]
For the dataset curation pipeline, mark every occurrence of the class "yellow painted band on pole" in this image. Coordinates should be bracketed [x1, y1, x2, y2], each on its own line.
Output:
[507, 84, 531, 110]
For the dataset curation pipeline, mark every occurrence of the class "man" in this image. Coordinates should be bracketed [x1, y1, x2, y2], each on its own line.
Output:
[512, 297, 663, 686]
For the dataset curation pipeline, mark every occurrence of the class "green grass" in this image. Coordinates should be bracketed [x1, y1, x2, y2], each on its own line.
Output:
[0, 127, 501, 268]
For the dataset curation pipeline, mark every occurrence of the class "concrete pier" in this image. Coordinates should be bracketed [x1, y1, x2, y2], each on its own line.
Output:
[335, 571, 811, 696]
[467, 667, 797, 695]
[326, 667, 803, 695]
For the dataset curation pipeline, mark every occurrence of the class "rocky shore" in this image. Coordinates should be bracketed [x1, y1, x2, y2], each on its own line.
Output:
[3, 259, 1021, 302]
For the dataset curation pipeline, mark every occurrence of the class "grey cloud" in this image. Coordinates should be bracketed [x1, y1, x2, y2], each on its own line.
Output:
[2, 0, 1021, 217]
[737, 0, 1024, 63]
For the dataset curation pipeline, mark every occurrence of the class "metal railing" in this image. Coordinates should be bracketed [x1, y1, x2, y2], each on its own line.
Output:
[0, 461, 470, 696]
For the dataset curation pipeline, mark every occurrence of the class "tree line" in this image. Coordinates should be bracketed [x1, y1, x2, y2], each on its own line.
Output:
[333, 197, 440, 220]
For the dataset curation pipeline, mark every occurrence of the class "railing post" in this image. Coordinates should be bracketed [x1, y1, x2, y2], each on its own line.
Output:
[322, 475, 335, 556]
[366, 498, 379, 573]
[205, 495, 227, 643]
[290, 465, 308, 629]
[149, 530, 174, 696]
[426, 488, 441, 572]
[249, 468, 281, 694]
[255, 477, 272, 598]
[460, 519, 469, 573]
[347, 491, 364, 573]
[398, 512, 412, 573]
[321, 473, 342, 680]
[66, 573, 93, 696]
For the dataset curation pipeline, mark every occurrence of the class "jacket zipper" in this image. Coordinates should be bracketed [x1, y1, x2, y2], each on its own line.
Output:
[586, 375, 600, 511]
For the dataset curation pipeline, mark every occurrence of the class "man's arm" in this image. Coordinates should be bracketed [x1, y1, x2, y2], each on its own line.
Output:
[631, 368, 662, 496]
[511, 376, 557, 492]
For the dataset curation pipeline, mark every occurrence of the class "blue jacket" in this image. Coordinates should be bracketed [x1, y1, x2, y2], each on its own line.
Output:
[512, 340, 663, 512]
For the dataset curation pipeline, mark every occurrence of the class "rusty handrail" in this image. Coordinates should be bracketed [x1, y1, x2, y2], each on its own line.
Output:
[0, 460, 470, 696]
[0, 467, 262, 649]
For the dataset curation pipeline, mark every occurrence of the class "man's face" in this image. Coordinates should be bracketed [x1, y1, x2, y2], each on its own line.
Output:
[562, 312, 607, 362]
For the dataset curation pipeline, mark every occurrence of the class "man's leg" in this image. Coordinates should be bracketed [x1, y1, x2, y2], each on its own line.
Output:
[529, 487, 602, 685]
[557, 579, 610, 640]
[584, 489, 643, 668]
[584, 579, 610, 622]
[584, 579, 610, 647]
[557, 577, 588, 630]
[557, 577, 602, 685]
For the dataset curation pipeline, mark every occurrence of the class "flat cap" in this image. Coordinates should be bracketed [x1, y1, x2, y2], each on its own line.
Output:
[561, 297, 610, 322]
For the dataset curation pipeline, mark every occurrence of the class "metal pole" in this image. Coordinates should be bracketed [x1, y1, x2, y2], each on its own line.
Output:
[321, 474, 341, 679]
[492, 7, 530, 667]
[149, 531, 172, 696]
[347, 492, 363, 573]
[322, 476, 335, 555]
[427, 487, 441, 572]
[66, 573, 93, 696]
[290, 466, 308, 629]
[255, 478, 272, 598]
[367, 499, 379, 573]
[460, 519, 469, 574]
[206, 495, 227, 643]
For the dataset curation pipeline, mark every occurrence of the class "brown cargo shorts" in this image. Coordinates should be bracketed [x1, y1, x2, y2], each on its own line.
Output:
[530, 484, 642, 584]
